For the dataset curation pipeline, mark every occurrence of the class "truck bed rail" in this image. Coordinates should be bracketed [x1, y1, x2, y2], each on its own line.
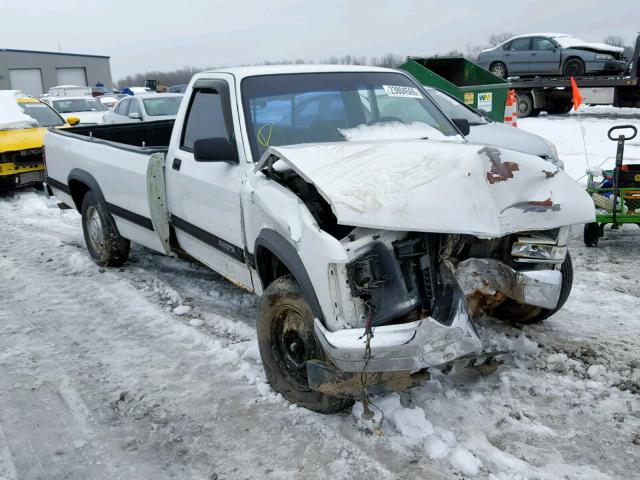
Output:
[49, 119, 174, 153]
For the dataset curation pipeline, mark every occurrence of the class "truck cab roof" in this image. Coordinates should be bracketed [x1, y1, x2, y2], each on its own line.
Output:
[198, 64, 397, 80]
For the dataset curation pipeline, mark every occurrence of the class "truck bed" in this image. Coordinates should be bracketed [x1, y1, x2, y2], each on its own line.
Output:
[45, 120, 172, 255]
[51, 119, 174, 153]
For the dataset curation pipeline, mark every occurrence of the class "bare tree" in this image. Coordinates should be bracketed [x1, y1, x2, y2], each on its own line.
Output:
[117, 66, 203, 88]
[488, 32, 514, 47]
[117, 53, 410, 87]
[603, 35, 626, 47]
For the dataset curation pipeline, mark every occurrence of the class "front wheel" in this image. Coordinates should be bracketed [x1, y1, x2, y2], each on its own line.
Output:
[257, 275, 352, 413]
[563, 58, 585, 77]
[81, 190, 130, 267]
[492, 253, 573, 325]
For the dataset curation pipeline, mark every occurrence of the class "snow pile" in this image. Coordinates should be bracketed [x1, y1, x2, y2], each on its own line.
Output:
[0, 90, 38, 130]
[353, 393, 483, 475]
[172, 305, 191, 316]
[339, 121, 449, 142]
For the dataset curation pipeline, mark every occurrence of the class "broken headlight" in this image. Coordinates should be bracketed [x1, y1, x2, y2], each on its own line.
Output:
[511, 242, 567, 263]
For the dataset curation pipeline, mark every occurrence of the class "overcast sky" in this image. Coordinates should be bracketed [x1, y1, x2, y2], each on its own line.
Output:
[2, 0, 638, 80]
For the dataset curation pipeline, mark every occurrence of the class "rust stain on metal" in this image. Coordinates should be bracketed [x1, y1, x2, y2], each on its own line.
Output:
[478, 146, 520, 184]
[543, 169, 558, 178]
[486, 161, 520, 184]
[528, 197, 554, 207]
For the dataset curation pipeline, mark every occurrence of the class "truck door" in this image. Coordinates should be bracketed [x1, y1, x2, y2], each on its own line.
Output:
[165, 77, 253, 291]
[504, 37, 532, 75]
[531, 37, 562, 74]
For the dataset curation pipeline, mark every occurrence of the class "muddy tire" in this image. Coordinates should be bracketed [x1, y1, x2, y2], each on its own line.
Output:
[81, 190, 130, 267]
[257, 275, 352, 413]
[492, 253, 573, 325]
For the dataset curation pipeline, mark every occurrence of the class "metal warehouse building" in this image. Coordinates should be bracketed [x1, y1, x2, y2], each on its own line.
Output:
[0, 49, 112, 96]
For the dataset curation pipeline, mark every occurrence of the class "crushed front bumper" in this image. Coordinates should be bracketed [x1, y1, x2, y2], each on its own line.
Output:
[314, 288, 482, 373]
[453, 258, 562, 312]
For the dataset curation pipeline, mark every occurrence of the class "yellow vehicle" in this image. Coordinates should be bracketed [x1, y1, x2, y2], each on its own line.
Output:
[0, 93, 79, 190]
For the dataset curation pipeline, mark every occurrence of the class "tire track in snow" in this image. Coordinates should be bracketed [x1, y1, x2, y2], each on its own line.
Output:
[0, 193, 428, 479]
[0, 420, 18, 480]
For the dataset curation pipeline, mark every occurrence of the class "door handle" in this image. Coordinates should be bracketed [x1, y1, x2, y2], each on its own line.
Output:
[172, 158, 182, 171]
[531, 53, 537, 56]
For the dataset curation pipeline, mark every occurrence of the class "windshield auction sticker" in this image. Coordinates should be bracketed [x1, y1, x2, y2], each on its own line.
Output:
[382, 85, 423, 98]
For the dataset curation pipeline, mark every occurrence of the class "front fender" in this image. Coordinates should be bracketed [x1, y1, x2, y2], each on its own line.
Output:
[243, 172, 349, 327]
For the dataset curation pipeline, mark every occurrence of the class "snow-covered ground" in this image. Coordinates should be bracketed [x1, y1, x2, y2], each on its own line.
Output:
[1, 106, 639, 480]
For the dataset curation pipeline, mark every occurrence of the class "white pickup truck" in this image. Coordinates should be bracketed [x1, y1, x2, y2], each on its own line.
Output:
[44, 65, 594, 413]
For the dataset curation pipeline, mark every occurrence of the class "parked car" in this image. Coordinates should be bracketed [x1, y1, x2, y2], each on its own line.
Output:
[97, 95, 120, 109]
[478, 33, 627, 78]
[42, 96, 108, 125]
[47, 85, 93, 97]
[168, 84, 187, 93]
[103, 93, 183, 124]
[0, 91, 78, 189]
[121, 86, 154, 95]
[425, 87, 563, 168]
[44, 65, 594, 412]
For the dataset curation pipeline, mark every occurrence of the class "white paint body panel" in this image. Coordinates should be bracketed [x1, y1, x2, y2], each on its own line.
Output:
[264, 140, 595, 238]
[44, 130, 165, 254]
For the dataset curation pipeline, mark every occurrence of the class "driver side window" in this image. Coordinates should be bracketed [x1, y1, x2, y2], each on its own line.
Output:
[128, 99, 141, 116]
[116, 100, 129, 115]
[181, 89, 228, 151]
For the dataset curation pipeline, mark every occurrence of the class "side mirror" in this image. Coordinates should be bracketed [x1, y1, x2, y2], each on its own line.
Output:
[193, 137, 239, 164]
[128, 112, 142, 120]
[66, 116, 80, 126]
[452, 118, 471, 136]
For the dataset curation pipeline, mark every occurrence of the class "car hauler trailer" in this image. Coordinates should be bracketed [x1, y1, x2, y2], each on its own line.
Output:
[511, 35, 640, 117]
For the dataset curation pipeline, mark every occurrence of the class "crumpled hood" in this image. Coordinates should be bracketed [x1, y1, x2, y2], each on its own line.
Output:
[554, 38, 624, 54]
[466, 123, 555, 161]
[259, 140, 595, 238]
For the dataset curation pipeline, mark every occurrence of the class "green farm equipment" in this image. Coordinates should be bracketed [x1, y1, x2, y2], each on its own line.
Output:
[584, 125, 640, 246]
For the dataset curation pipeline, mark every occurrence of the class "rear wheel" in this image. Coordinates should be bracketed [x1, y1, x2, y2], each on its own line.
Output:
[257, 275, 352, 413]
[492, 253, 573, 325]
[547, 100, 573, 115]
[563, 58, 585, 77]
[490, 62, 508, 79]
[81, 190, 130, 267]
[518, 93, 535, 118]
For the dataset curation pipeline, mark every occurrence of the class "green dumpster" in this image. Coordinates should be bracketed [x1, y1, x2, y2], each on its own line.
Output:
[399, 57, 510, 123]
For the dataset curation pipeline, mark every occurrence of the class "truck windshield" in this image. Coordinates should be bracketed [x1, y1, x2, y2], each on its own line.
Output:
[241, 72, 458, 160]
[52, 98, 107, 113]
[19, 101, 65, 127]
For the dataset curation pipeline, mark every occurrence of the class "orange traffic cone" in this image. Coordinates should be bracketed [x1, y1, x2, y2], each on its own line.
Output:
[504, 89, 518, 127]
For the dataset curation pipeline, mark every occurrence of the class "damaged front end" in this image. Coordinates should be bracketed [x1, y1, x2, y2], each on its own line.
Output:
[320, 229, 484, 373]
[253, 140, 593, 398]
